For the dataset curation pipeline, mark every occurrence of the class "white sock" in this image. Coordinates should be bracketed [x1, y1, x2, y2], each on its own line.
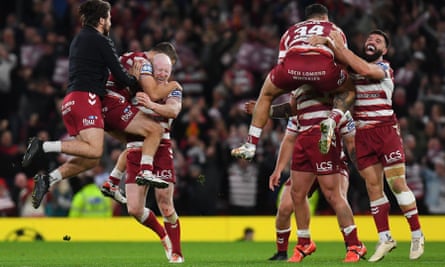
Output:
[411, 230, 422, 239]
[248, 126, 262, 138]
[43, 141, 62, 153]
[342, 225, 356, 235]
[141, 155, 154, 165]
[297, 229, 310, 238]
[49, 169, 63, 187]
[378, 230, 392, 242]
[110, 168, 124, 179]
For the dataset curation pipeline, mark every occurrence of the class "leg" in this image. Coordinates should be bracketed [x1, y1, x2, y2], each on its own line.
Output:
[317, 173, 366, 262]
[384, 163, 424, 260]
[360, 163, 397, 262]
[125, 112, 167, 188]
[100, 149, 127, 204]
[60, 128, 104, 158]
[269, 181, 293, 260]
[155, 184, 183, 262]
[231, 75, 287, 160]
[31, 128, 104, 209]
[319, 76, 356, 154]
[288, 170, 317, 263]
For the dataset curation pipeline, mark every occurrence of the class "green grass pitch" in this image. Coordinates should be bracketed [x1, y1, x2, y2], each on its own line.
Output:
[1, 241, 444, 266]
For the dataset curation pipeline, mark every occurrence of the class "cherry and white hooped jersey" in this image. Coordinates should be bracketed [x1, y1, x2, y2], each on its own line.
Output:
[105, 51, 153, 101]
[351, 60, 396, 128]
[286, 110, 355, 137]
[278, 20, 346, 63]
[288, 85, 333, 133]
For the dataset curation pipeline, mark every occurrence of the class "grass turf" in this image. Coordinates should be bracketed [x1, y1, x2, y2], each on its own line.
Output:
[1, 241, 444, 266]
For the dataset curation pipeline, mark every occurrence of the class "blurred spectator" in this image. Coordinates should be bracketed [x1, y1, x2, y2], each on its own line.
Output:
[392, 86, 409, 119]
[0, 177, 15, 216]
[45, 179, 72, 217]
[426, 155, 445, 214]
[405, 147, 427, 213]
[227, 158, 258, 215]
[0, 42, 18, 118]
[14, 172, 45, 217]
[68, 175, 112, 218]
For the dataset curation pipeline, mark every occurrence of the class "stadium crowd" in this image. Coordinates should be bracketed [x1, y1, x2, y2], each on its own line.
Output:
[0, 0, 444, 217]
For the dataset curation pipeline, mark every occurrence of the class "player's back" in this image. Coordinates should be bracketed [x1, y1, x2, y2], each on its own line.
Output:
[280, 20, 345, 58]
[106, 51, 151, 100]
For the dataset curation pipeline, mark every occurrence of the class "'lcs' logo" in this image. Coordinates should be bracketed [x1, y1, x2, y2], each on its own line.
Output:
[316, 161, 333, 172]
[384, 150, 402, 164]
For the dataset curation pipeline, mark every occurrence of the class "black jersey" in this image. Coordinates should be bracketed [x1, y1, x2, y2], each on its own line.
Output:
[67, 26, 138, 97]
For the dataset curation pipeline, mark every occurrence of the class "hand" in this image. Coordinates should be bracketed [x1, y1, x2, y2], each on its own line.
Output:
[328, 31, 346, 49]
[135, 92, 152, 108]
[169, 81, 183, 91]
[269, 170, 281, 191]
[129, 60, 142, 80]
[244, 100, 256, 115]
[308, 35, 328, 46]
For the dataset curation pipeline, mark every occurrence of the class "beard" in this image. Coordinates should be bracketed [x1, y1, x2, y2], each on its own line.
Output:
[361, 46, 383, 62]
[103, 24, 110, 36]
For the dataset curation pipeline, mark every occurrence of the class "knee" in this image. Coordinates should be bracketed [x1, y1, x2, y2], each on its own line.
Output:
[127, 205, 143, 219]
[158, 202, 174, 217]
[277, 204, 293, 218]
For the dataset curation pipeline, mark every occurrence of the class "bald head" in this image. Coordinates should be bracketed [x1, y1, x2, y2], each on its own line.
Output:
[152, 53, 172, 83]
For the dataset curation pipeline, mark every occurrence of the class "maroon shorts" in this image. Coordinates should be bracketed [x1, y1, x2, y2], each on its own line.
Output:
[61, 91, 104, 136]
[270, 53, 347, 92]
[125, 142, 176, 184]
[291, 127, 342, 176]
[355, 124, 405, 170]
[102, 94, 139, 132]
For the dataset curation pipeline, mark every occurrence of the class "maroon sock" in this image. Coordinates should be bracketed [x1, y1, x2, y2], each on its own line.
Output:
[277, 229, 291, 252]
[342, 228, 360, 247]
[141, 209, 166, 239]
[109, 176, 120, 186]
[404, 208, 421, 231]
[247, 135, 259, 145]
[371, 201, 390, 232]
[165, 220, 182, 256]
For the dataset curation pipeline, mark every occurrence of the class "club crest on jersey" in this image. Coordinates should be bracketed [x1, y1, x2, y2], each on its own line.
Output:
[121, 106, 134, 122]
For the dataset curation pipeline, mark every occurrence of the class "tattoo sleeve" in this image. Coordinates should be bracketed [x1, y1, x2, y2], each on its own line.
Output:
[333, 89, 355, 113]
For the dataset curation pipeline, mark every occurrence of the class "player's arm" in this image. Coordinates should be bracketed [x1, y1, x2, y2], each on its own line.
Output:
[339, 111, 357, 166]
[269, 128, 297, 190]
[135, 89, 182, 119]
[140, 74, 182, 101]
[101, 36, 140, 89]
[275, 131, 296, 174]
[244, 95, 296, 118]
[329, 31, 386, 80]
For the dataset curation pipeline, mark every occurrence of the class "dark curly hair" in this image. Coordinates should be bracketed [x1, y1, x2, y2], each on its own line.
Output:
[79, 0, 111, 28]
